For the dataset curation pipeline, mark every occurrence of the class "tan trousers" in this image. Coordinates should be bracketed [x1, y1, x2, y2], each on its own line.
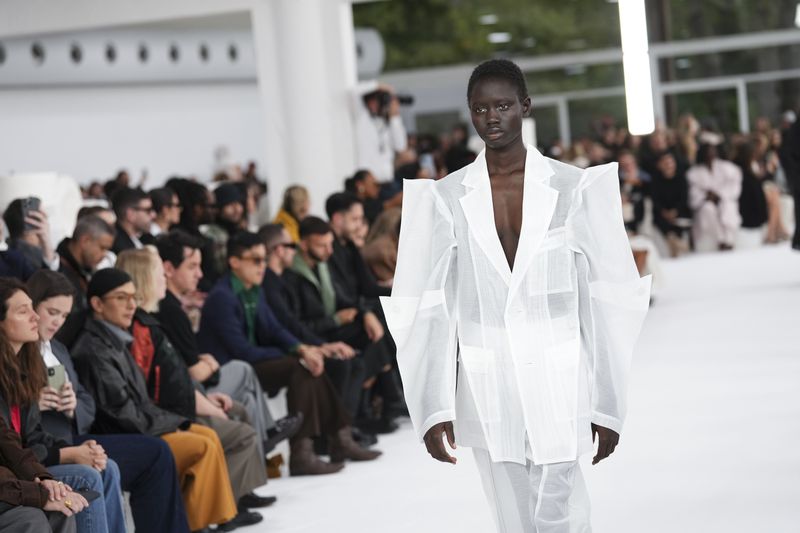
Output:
[161, 423, 237, 531]
[198, 402, 268, 500]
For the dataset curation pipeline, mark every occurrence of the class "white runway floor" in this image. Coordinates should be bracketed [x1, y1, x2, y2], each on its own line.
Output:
[244, 245, 800, 533]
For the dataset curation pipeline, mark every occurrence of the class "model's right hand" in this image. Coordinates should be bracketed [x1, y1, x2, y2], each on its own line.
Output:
[423, 421, 457, 465]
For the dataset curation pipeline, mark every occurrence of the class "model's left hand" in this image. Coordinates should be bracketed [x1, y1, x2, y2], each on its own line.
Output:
[591, 423, 619, 465]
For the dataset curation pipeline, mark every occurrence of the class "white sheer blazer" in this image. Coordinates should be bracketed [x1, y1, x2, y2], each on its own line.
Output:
[381, 146, 652, 466]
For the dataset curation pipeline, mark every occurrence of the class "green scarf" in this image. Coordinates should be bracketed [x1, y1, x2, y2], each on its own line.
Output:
[291, 254, 337, 317]
[231, 274, 260, 344]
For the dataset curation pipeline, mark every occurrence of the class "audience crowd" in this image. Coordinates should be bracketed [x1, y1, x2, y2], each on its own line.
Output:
[0, 104, 798, 533]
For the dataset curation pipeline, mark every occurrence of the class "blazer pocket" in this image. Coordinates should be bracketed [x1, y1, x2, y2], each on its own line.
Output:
[459, 345, 502, 422]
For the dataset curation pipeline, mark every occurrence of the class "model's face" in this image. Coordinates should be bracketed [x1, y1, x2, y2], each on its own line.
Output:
[1, 290, 40, 346]
[91, 282, 137, 329]
[167, 248, 203, 294]
[79, 233, 114, 270]
[36, 295, 73, 342]
[230, 244, 267, 287]
[468, 78, 530, 150]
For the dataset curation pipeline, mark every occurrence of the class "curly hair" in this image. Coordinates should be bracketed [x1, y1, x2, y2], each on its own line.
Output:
[467, 58, 528, 102]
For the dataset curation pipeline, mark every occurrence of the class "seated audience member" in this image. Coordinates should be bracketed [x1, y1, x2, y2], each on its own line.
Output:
[166, 178, 219, 290]
[651, 152, 693, 257]
[26, 270, 191, 533]
[325, 195, 405, 428]
[284, 218, 394, 428]
[272, 186, 310, 243]
[344, 170, 402, 225]
[155, 230, 301, 456]
[109, 188, 155, 254]
[360, 208, 401, 285]
[617, 150, 651, 234]
[55, 216, 116, 348]
[3, 198, 58, 271]
[0, 278, 121, 533]
[325, 193, 391, 303]
[197, 232, 379, 475]
[0, 416, 83, 533]
[687, 143, 743, 251]
[116, 248, 269, 529]
[734, 141, 769, 234]
[754, 132, 791, 243]
[201, 183, 246, 278]
[69, 269, 238, 531]
[443, 123, 477, 173]
[149, 187, 181, 237]
[258, 224, 362, 417]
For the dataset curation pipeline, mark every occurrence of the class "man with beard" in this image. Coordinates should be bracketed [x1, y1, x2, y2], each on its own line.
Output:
[201, 183, 246, 279]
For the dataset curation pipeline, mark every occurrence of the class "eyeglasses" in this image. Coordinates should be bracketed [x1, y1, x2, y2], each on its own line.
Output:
[239, 255, 267, 266]
[103, 293, 138, 305]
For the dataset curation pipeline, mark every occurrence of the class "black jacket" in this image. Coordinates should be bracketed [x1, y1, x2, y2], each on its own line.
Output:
[132, 310, 197, 420]
[111, 222, 154, 255]
[328, 238, 390, 312]
[55, 238, 90, 349]
[282, 268, 346, 338]
[71, 317, 190, 436]
[0, 398, 68, 468]
[261, 269, 324, 345]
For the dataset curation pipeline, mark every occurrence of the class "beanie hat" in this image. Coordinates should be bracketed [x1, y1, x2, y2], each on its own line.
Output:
[214, 183, 244, 208]
[87, 268, 132, 301]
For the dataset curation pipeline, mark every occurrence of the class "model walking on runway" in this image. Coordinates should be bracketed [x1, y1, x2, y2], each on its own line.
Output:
[382, 59, 651, 532]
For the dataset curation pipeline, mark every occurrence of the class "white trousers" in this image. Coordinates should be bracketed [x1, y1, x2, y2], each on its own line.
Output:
[473, 448, 591, 533]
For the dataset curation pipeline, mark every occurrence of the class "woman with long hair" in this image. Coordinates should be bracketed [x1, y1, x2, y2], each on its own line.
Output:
[26, 269, 191, 533]
[0, 277, 117, 533]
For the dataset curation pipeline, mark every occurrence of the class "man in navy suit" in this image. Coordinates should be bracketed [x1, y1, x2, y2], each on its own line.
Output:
[197, 232, 380, 475]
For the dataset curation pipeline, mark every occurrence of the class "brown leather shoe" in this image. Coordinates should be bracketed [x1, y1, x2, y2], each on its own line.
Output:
[329, 427, 383, 463]
[289, 438, 344, 476]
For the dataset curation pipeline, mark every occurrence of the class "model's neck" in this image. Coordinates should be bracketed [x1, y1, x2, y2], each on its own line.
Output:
[486, 140, 527, 175]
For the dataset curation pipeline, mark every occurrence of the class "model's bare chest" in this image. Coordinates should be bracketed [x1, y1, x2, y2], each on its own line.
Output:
[489, 172, 525, 269]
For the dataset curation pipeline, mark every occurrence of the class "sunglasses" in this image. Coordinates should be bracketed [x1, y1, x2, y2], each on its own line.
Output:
[239, 255, 267, 266]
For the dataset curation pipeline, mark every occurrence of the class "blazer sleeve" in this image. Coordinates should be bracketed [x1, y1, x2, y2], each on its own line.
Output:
[0, 416, 52, 483]
[567, 163, 652, 435]
[53, 341, 95, 436]
[380, 179, 458, 442]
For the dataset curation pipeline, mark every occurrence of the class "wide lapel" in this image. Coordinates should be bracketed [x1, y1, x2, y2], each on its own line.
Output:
[507, 146, 559, 302]
[459, 150, 512, 285]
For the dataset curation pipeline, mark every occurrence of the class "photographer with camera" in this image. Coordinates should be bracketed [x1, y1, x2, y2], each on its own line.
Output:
[352, 82, 410, 182]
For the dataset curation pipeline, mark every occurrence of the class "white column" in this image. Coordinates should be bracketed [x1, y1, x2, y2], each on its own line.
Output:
[251, 0, 358, 216]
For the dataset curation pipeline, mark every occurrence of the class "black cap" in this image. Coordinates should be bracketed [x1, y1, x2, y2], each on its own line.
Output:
[214, 183, 244, 208]
[87, 268, 132, 301]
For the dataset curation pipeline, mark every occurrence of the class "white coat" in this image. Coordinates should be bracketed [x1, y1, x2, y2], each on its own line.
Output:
[381, 146, 651, 466]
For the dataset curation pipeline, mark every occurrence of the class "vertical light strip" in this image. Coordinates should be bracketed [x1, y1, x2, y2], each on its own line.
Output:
[618, 0, 655, 135]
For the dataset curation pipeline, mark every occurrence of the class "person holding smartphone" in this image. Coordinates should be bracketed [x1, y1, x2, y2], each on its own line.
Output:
[2, 197, 59, 272]
[0, 277, 121, 533]
[26, 269, 192, 533]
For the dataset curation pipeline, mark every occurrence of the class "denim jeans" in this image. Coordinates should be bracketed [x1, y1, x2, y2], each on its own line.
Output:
[48, 459, 126, 533]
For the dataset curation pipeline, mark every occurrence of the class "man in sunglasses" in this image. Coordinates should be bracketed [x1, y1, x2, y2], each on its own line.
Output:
[109, 187, 155, 254]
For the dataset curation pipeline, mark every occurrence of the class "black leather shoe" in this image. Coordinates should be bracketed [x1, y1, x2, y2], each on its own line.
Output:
[217, 511, 263, 531]
[352, 427, 378, 447]
[239, 492, 277, 509]
[264, 413, 304, 453]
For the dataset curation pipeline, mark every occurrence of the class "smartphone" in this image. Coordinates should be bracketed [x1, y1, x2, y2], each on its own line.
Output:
[21, 197, 41, 231]
[47, 365, 66, 391]
[75, 487, 101, 503]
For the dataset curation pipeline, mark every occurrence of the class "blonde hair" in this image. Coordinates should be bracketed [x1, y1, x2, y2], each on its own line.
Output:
[115, 245, 162, 312]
